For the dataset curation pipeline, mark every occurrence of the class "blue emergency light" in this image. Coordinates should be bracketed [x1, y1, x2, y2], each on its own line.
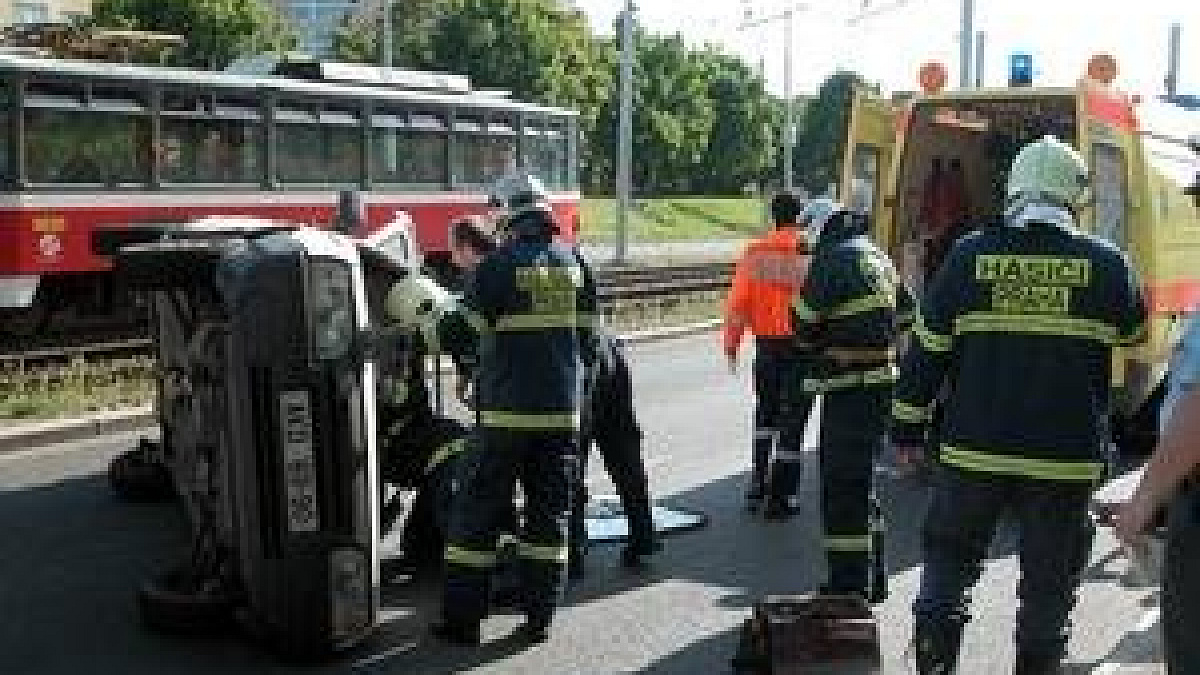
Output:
[1010, 53, 1033, 87]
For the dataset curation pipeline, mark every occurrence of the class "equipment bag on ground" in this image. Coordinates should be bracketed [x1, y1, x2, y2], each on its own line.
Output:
[732, 594, 882, 674]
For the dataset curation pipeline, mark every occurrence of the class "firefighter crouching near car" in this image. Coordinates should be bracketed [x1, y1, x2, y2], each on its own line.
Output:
[434, 174, 598, 646]
[346, 191, 477, 568]
[723, 192, 816, 516]
[892, 136, 1148, 675]
[791, 199, 914, 601]
[377, 256, 479, 568]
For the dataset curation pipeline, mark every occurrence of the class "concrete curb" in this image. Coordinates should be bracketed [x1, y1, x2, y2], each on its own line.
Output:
[1, 321, 722, 453]
[618, 319, 723, 344]
[1, 407, 156, 454]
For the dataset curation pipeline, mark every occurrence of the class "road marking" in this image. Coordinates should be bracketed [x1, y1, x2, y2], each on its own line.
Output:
[1090, 607, 1162, 675]
[350, 640, 419, 671]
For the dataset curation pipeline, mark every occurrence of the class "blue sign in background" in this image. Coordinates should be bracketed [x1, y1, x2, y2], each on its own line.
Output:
[1010, 53, 1033, 87]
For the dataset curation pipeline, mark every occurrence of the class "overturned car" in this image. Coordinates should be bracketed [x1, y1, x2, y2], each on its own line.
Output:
[108, 216, 443, 660]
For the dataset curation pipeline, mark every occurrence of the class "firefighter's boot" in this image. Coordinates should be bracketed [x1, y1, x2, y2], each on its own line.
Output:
[912, 615, 966, 675]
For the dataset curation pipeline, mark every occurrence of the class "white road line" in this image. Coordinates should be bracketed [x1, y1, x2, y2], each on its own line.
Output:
[1090, 606, 1162, 675]
[350, 640, 420, 671]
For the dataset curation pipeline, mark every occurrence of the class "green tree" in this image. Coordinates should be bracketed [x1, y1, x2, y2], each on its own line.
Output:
[599, 31, 715, 195]
[793, 70, 866, 195]
[697, 51, 780, 194]
[333, 0, 450, 69]
[333, 0, 792, 197]
[90, 0, 292, 69]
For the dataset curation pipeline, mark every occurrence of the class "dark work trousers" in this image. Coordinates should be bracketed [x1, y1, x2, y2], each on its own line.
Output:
[1163, 490, 1200, 674]
[569, 429, 657, 563]
[819, 384, 891, 596]
[750, 337, 797, 499]
[765, 353, 817, 506]
[569, 345, 656, 564]
[394, 420, 470, 569]
[441, 428, 580, 625]
[912, 467, 1095, 665]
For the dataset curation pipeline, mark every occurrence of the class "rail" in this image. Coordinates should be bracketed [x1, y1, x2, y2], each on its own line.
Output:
[0, 262, 733, 367]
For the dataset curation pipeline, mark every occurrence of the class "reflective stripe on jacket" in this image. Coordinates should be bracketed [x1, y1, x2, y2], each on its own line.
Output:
[893, 215, 1148, 479]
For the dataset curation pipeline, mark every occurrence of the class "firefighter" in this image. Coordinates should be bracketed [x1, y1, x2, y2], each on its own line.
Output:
[791, 198, 914, 601]
[377, 262, 478, 568]
[352, 196, 473, 565]
[568, 328, 660, 576]
[434, 174, 597, 646]
[892, 136, 1148, 674]
[724, 192, 815, 515]
[448, 215, 658, 578]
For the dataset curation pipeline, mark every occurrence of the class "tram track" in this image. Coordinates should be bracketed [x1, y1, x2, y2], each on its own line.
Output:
[0, 262, 734, 367]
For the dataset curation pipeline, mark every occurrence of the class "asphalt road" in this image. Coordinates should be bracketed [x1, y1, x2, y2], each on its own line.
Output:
[0, 333, 1165, 674]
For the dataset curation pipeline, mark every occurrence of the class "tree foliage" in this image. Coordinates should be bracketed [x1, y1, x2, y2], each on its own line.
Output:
[90, 0, 292, 69]
[792, 70, 869, 195]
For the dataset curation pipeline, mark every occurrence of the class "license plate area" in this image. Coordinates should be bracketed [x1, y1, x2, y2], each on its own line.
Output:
[279, 389, 320, 533]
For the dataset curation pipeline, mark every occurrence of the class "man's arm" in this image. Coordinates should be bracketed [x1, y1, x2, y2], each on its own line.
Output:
[461, 255, 504, 334]
[575, 250, 600, 368]
[1114, 388, 1200, 541]
[891, 247, 965, 447]
[1112, 250, 1149, 347]
[723, 245, 755, 365]
[1113, 318, 1200, 540]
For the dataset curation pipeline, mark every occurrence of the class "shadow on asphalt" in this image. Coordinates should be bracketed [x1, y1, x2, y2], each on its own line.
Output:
[0, 447, 1034, 675]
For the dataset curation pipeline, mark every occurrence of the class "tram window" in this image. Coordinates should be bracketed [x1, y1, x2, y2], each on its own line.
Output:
[24, 107, 151, 185]
[1092, 143, 1130, 250]
[161, 116, 263, 184]
[371, 112, 447, 186]
[454, 118, 516, 187]
[275, 106, 363, 184]
[524, 121, 567, 191]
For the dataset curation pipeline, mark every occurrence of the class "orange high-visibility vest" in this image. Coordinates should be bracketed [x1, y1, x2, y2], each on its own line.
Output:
[723, 227, 812, 359]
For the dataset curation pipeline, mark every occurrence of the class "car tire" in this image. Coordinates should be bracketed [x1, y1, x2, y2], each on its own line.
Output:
[109, 447, 173, 503]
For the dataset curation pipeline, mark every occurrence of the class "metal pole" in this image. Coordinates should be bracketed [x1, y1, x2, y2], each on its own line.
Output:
[783, 9, 794, 192]
[616, 1, 635, 264]
[959, 0, 974, 88]
[1167, 23, 1181, 98]
[975, 31, 985, 87]
[381, 0, 393, 70]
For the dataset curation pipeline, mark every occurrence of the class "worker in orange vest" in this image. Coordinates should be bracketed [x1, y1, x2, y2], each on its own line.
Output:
[724, 192, 816, 517]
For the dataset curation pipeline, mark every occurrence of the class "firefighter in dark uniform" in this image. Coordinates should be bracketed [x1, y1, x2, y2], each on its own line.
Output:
[352, 192, 478, 567]
[568, 328, 660, 576]
[791, 198, 914, 602]
[434, 175, 597, 645]
[892, 136, 1148, 674]
[378, 269, 479, 567]
[446, 215, 658, 579]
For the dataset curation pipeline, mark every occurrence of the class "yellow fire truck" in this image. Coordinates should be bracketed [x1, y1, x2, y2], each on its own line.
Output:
[840, 55, 1200, 456]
